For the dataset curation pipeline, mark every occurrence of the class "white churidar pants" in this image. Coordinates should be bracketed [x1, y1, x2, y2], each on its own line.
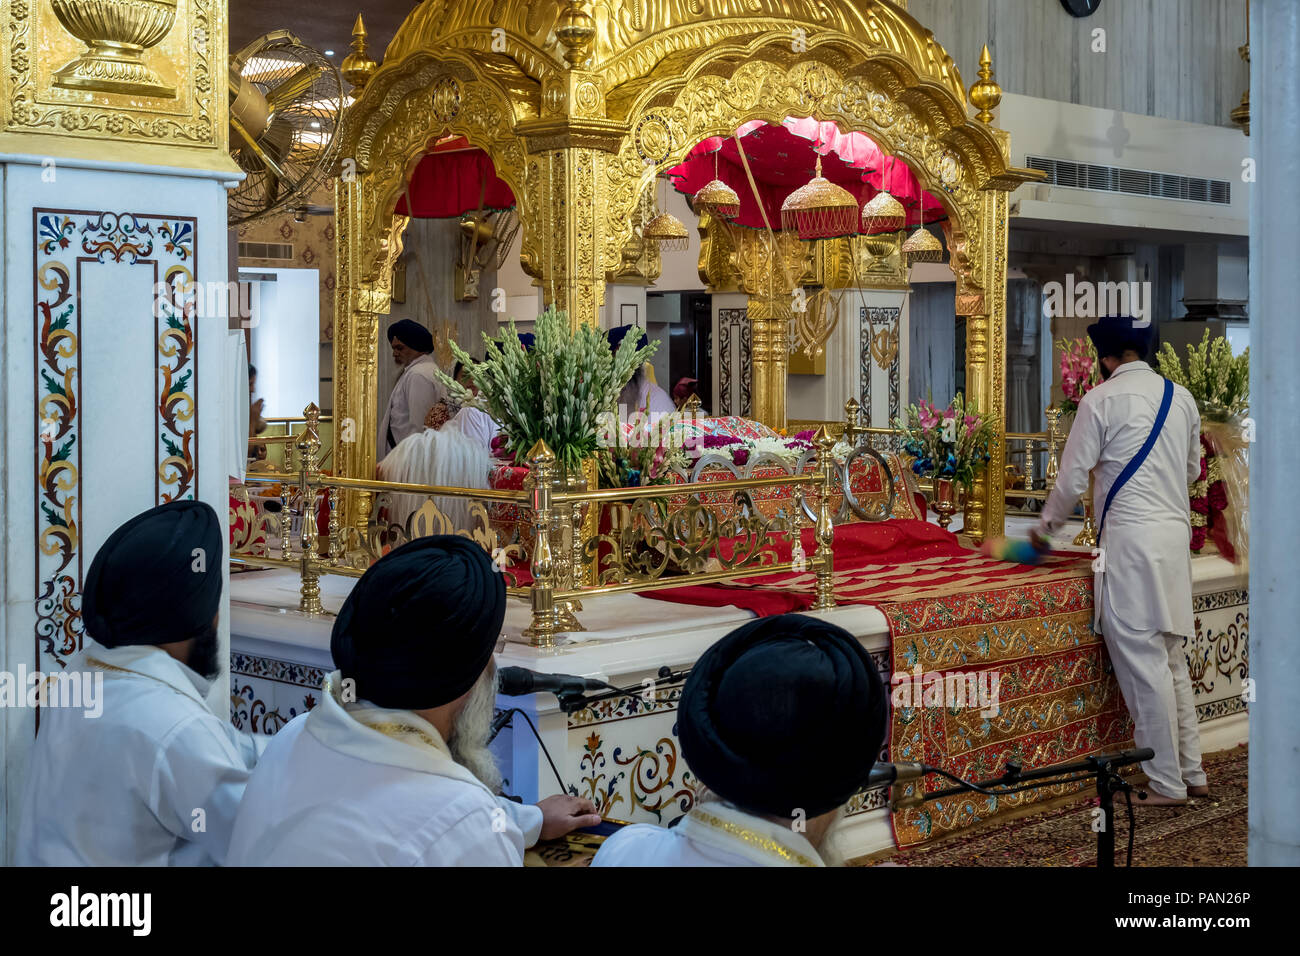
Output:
[1099, 591, 1207, 799]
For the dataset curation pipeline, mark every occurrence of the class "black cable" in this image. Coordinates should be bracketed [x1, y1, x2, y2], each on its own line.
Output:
[1124, 783, 1136, 868]
[496, 707, 568, 795]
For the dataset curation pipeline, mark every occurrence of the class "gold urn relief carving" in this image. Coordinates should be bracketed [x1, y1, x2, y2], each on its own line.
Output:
[50, 0, 179, 98]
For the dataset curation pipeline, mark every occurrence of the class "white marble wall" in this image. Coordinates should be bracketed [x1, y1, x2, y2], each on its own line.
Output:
[0, 156, 232, 863]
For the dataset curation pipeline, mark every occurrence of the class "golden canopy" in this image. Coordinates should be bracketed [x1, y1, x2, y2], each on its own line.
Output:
[331, 0, 1042, 541]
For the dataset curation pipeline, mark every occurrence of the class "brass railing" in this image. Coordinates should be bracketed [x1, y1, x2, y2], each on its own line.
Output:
[230, 404, 908, 647]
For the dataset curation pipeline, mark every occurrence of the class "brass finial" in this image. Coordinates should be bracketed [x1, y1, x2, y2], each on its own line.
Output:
[556, 1, 596, 68]
[684, 393, 703, 413]
[341, 14, 378, 92]
[969, 44, 1002, 125]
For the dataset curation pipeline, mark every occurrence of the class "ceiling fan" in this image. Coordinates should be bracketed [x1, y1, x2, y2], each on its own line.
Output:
[227, 31, 345, 225]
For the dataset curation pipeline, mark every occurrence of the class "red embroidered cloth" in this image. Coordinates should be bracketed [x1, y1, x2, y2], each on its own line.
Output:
[640, 521, 1133, 848]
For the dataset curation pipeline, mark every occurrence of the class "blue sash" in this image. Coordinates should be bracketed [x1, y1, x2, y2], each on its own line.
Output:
[1097, 377, 1174, 538]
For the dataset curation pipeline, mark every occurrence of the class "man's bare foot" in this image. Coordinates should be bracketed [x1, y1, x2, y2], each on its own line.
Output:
[1187, 784, 1210, 798]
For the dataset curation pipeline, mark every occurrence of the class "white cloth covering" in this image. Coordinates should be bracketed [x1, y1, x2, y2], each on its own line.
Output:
[16, 641, 268, 866]
[446, 404, 500, 449]
[638, 378, 677, 417]
[379, 353, 445, 454]
[226, 672, 542, 865]
[591, 801, 825, 867]
[377, 417, 493, 532]
[1098, 598, 1206, 799]
[1037, 360, 1201, 637]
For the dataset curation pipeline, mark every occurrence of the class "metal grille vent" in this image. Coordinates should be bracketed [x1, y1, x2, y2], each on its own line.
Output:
[1025, 156, 1230, 205]
[238, 241, 296, 261]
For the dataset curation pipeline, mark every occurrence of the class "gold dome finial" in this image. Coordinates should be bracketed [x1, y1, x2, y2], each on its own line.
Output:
[969, 44, 1002, 125]
[341, 14, 378, 92]
[556, 1, 596, 68]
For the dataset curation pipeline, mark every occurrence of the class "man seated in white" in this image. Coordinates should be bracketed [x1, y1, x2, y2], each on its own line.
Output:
[609, 324, 675, 418]
[227, 535, 601, 865]
[592, 614, 888, 867]
[17, 501, 268, 866]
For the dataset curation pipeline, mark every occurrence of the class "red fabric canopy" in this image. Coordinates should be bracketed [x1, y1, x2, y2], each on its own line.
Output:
[395, 137, 517, 218]
[666, 117, 945, 234]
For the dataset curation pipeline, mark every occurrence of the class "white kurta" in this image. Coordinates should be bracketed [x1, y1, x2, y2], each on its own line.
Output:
[445, 404, 500, 449]
[16, 641, 267, 866]
[226, 672, 542, 866]
[591, 801, 825, 867]
[1037, 361, 1201, 637]
[379, 354, 445, 454]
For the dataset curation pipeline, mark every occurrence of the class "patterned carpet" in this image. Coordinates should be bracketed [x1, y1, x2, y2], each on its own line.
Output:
[860, 745, 1248, 867]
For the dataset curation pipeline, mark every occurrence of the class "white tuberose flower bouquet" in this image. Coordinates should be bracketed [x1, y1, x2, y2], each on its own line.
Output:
[437, 306, 656, 474]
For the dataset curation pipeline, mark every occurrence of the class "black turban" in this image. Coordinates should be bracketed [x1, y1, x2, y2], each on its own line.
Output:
[330, 535, 505, 710]
[607, 324, 648, 354]
[678, 613, 888, 819]
[82, 500, 223, 648]
[1087, 314, 1153, 360]
[387, 319, 434, 354]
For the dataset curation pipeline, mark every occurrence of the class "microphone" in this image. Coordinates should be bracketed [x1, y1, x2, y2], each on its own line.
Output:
[497, 666, 611, 699]
[866, 761, 927, 789]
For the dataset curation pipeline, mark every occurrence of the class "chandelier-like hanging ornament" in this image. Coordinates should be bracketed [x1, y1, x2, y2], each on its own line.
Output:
[644, 166, 690, 252]
[900, 197, 943, 263]
[861, 156, 906, 233]
[780, 156, 859, 240]
[692, 149, 742, 220]
[692, 179, 741, 220]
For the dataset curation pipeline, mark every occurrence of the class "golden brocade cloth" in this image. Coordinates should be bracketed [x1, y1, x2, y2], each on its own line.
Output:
[884, 564, 1134, 847]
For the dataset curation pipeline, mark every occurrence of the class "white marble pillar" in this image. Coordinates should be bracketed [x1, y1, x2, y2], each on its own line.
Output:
[0, 156, 235, 863]
[1248, 0, 1300, 866]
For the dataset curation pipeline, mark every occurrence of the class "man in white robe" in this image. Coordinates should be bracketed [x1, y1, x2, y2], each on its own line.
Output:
[17, 501, 268, 866]
[610, 324, 674, 419]
[227, 536, 600, 865]
[593, 614, 887, 867]
[1036, 315, 1206, 806]
[379, 319, 445, 455]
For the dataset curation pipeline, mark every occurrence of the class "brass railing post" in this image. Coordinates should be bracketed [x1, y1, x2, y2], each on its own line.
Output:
[812, 426, 837, 610]
[844, 396, 862, 446]
[297, 403, 324, 614]
[1045, 405, 1062, 491]
[522, 440, 560, 647]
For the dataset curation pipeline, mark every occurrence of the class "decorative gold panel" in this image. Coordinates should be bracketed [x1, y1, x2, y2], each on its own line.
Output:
[2, 0, 231, 167]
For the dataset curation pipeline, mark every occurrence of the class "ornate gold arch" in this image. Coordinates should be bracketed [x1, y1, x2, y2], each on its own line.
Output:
[332, 0, 1040, 540]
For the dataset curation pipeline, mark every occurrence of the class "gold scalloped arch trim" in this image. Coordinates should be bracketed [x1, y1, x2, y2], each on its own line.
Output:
[376, 0, 964, 101]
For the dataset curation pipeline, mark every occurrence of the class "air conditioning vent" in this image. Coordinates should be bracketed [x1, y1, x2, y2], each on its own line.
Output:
[1025, 156, 1230, 205]
[238, 241, 295, 261]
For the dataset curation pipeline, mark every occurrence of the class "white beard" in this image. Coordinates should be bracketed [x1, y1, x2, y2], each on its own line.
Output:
[448, 662, 502, 792]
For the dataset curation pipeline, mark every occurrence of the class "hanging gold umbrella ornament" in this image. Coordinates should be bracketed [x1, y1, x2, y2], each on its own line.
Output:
[900, 195, 943, 263]
[781, 156, 860, 240]
[643, 164, 691, 252]
[861, 156, 907, 233]
[692, 149, 742, 221]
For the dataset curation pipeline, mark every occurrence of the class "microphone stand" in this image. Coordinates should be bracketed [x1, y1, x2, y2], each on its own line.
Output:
[894, 748, 1153, 868]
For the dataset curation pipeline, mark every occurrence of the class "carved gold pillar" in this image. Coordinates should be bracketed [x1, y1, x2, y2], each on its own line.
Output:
[334, 175, 407, 533]
[516, 18, 626, 330]
[746, 297, 793, 428]
[729, 229, 812, 430]
[963, 187, 1010, 543]
[520, 139, 609, 329]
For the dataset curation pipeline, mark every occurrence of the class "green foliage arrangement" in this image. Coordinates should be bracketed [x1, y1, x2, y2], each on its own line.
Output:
[1155, 330, 1250, 423]
[437, 306, 656, 473]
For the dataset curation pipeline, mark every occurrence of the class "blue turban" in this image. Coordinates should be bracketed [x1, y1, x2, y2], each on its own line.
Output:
[607, 324, 648, 353]
[678, 613, 888, 818]
[330, 536, 505, 709]
[387, 319, 434, 354]
[82, 501, 223, 648]
[1087, 315, 1153, 360]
